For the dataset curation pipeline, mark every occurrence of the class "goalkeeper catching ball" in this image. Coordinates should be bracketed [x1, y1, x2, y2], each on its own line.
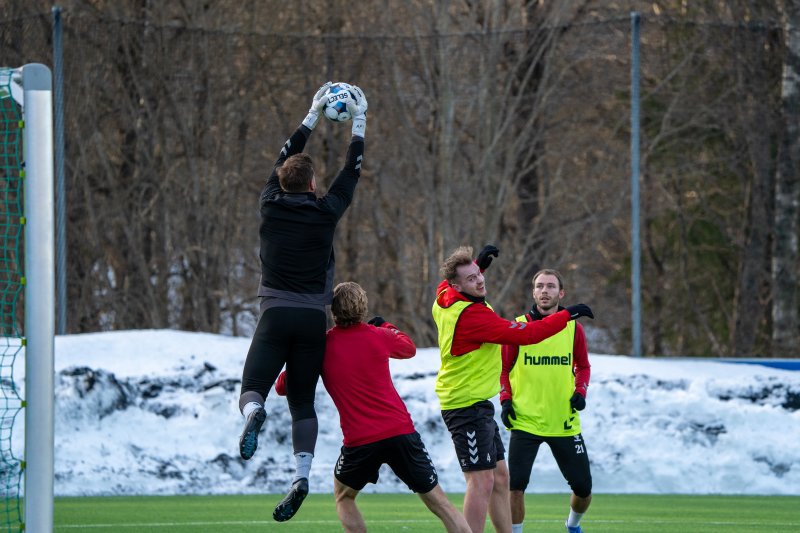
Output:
[237, 81, 367, 522]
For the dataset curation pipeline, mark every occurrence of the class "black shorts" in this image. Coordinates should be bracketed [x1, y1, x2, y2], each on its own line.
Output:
[334, 432, 438, 494]
[508, 430, 592, 498]
[441, 400, 505, 472]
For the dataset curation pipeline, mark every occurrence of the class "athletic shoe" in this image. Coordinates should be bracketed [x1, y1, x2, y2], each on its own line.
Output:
[238, 406, 266, 460]
[273, 478, 309, 522]
[566, 524, 584, 533]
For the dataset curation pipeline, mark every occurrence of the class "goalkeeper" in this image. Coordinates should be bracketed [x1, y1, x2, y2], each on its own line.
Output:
[276, 282, 471, 533]
[500, 269, 593, 533]
[237, 82, 367, 522]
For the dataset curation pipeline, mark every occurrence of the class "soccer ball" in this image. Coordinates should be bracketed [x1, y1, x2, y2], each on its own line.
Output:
[323, 82, 356, 122]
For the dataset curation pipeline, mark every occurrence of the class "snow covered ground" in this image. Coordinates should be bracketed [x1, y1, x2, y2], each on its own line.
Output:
[11, 329, 800, 496]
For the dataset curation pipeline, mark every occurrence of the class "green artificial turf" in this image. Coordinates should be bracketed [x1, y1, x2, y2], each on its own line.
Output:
[52, 493, 800, 532]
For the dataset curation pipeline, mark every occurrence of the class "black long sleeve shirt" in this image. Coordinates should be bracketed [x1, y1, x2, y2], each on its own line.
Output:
[257, 125, 364, 311]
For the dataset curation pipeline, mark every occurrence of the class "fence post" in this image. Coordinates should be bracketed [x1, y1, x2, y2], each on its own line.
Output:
[630, 11, 642, 357]
[52, 5, 67, 335]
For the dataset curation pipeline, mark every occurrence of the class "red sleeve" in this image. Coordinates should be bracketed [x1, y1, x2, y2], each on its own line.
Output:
[375, 322, 416, 360]
[500, 344, 519, 403]
[573, 322, 590, 397]
[275, 370, 287, 396]
[451, 306, 569, 356]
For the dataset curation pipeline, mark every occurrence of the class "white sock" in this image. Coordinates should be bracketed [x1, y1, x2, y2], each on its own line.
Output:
[242, 401, 262, 419]
[512, 524, 523, 533]
[293, 452, 313, 482]
[566, 509, 584, 527]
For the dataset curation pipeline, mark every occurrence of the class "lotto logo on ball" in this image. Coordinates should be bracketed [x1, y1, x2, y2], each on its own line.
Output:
[323, 82, 356, 122]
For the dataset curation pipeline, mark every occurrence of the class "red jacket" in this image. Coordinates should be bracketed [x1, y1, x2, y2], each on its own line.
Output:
[276, 321, 416, 447]
[434, 279, 571, 356]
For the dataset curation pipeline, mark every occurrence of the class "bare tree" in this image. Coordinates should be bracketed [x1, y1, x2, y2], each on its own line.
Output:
[772, 0, 800, 356]
[1, 0, 796, 357]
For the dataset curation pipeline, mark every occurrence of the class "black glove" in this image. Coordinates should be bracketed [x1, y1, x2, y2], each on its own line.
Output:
[570, 392, 586, 411]
[500, 399, 516, 429]
[476, 244, 499, 270]
[367, 316, 386, 327]
[566, 303, 594, 320]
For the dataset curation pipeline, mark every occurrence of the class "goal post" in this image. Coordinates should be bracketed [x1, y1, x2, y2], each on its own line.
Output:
[9, 63, 55, 533]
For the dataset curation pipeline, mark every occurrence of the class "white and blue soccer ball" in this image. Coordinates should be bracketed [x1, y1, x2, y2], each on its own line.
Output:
[323, 82, 356, 122]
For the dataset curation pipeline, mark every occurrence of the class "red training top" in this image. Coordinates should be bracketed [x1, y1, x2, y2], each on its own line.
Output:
[276, 321, 417, 447]
[323, 321, 417, 446]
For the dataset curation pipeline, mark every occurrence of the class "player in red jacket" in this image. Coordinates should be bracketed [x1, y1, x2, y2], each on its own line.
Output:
[277, 282, 471, 532]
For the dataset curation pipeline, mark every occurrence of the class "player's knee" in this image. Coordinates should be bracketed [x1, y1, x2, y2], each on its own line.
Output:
[334, 480, 359, 503]
[570, 477, 592, 499]
[509, 471, 530, 492]
[287, 400, 316, 420]
[466, 469, 496, 497]
[493, 469, 510, 493]
[494, 462, 509, 481]
[419, 484, 447, 509]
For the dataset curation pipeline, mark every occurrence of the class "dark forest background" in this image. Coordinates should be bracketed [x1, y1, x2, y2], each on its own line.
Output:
[1, 0, 798, 357]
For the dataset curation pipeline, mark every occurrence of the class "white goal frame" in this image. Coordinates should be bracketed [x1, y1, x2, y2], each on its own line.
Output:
[10, 63, 55, 533]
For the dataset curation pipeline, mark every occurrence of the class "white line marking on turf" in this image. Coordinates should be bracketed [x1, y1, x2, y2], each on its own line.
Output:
[56, 519, 442, 529]
[56, 517, 800, 529]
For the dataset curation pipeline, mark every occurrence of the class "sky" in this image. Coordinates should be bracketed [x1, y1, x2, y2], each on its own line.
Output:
[10, 329, 800, 497]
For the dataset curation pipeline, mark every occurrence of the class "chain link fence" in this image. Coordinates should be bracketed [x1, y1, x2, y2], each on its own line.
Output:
[0, 5, 795, 359]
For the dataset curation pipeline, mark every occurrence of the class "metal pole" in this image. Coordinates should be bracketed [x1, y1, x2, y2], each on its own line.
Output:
[630, 12, 642, 357]
[22, 63, 55, 533]
[52, 6, 67, 335]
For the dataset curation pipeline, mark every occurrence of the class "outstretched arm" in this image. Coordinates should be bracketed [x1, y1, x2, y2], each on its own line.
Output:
[262, 82, 331, 201]
[457, 304, 570, 348]
[323, 85, 368, 218]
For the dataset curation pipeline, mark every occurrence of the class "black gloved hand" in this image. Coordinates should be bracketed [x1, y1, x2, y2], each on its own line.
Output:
[368, 316, 386, 327]
[566, 303, 594, 320]
[569, 392, 586, 411]
[500, 399, 516, 429]
[476, 244, 499, 270]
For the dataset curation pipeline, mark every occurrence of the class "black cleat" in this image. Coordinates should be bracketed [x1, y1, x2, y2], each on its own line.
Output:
[273, 478, 309, 522]
[238, 407, 266, 460]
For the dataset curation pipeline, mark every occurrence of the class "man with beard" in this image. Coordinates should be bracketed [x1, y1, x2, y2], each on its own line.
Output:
[500, 269, 593, 533]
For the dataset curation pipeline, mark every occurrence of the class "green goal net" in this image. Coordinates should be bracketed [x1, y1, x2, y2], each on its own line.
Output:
[0, 67, 24, 532]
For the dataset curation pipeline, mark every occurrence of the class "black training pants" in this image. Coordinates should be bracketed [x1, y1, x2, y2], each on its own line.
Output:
[240, 306, 326, 422]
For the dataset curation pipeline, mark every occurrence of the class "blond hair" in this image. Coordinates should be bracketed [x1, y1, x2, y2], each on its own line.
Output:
[440, 246, 474, 282]
[331, 282, 368, 327]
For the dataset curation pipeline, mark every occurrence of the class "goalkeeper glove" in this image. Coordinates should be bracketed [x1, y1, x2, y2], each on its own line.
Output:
[569, 391, 586, 411]
[347, 85, 368, 138]
[500, 400, 516, 429]
[301, 81, 333, 130]
[476, 244, 499, 270]
[566, 303, 594, 320]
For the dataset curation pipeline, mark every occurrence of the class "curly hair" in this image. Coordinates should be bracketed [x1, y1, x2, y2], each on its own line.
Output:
[439, 246, 474, 282]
